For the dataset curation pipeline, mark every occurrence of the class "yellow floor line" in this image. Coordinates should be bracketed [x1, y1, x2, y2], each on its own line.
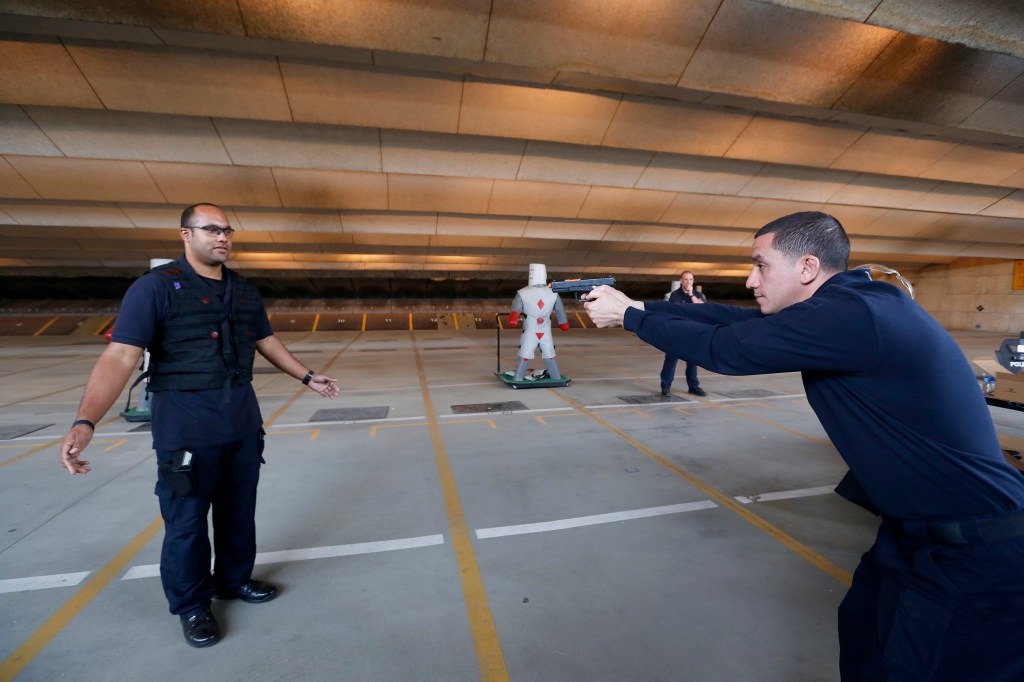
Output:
[33, 317, 58, 336]
[0, 516, 164, 682]
[711, 402, 833, 448]
[553, 390, 853, 587]
[411, 336, 509, 682]
[0, 383, 88, 411]
[1, 335, 361, 679]
[93, 316, 114, 335]
[262, 335, 358, 427]
[634, 372, 835, 446]
[0, 415, 119, 470]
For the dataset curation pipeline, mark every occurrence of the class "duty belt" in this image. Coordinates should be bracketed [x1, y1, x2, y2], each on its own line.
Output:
[885, 510, 1024, 546]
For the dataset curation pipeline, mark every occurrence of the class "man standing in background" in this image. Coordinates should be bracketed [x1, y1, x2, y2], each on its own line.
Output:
[660, 271, 707, 397]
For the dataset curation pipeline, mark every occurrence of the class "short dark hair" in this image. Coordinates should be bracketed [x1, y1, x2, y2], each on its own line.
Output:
[180, 203, 222, 228]
[754, 212, 849, 274]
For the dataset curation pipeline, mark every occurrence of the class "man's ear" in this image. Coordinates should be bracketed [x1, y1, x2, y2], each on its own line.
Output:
[179, 227, 191, 243]
[799, 255, 821, 284]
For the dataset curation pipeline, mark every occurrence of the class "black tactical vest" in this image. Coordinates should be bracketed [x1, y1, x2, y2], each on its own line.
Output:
[146, 259, 263, 392]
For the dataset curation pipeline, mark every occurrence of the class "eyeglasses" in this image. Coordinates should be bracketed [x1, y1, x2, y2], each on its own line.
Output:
[191, 225, 235, 238]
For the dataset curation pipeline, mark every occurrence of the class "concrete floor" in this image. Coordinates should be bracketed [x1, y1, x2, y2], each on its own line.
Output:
[1, 327, 1021, 682]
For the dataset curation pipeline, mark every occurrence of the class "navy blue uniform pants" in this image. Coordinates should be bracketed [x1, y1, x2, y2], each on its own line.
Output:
[660, 354, 699, 391]
[838, 523, 1024, 681]
[155, 429, 264, 616]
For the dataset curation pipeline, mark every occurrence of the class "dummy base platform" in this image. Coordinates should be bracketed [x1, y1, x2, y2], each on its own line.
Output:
[119, 374, 152, 422]
[120, 408, 152, 422]
[495, 371, 571, 389]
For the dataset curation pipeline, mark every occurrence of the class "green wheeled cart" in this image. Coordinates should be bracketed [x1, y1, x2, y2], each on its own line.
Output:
[120, 370, 152, 422]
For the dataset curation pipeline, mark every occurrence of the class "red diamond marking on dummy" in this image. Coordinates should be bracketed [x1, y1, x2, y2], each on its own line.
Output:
[536, 332, 544, 340]
[537, 299, 545, 310]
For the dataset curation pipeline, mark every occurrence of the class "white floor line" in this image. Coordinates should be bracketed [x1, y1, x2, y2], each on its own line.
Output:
[0, 572, 91, 594]
[475, 500, 718, 539]
[3, 486, 840, 594]
[9, 393, 809, 441]
[735, 484, 838, 504]
[121, 534, 445, 581]
[431, 381, 515, 389]
[15, 430, 151, 441]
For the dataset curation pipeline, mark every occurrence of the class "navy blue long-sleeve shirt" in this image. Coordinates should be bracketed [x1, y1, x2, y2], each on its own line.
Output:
[624, 269, 1024, 521]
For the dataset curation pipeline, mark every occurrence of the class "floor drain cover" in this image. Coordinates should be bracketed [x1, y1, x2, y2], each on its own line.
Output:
[0, 424, 53, 440]
[617, 394, 691, 404]
[310, 407, 390, 422]
[716, 389, 782, 399]
[450, 401, 528, 414]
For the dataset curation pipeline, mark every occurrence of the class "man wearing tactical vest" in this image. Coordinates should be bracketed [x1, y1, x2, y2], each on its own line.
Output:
[59, 203, 340, 648]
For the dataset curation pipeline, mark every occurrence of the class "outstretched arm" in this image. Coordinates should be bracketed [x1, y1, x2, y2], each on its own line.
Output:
[643, 300, 760, 324]
[60, 342, 144, 474]
[256, 334, 340, 398]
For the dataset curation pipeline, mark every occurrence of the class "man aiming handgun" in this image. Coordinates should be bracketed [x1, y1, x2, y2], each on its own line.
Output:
[581, 211, 1024, 681]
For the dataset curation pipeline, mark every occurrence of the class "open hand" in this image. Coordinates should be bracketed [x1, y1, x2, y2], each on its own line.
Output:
[308, 374, 340, 399]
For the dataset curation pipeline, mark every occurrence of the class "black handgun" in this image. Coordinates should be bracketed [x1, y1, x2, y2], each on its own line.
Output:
[549, 277, 615, 301]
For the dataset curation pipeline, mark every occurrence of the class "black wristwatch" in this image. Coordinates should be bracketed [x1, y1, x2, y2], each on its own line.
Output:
[73, 419, 95, 430]
[302, 370, 314, 385]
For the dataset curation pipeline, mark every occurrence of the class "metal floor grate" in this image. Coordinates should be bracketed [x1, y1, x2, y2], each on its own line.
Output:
[310, 407, 390, 422]
[617, 394, 691, 405]
[0, 424, 53, 440]
[450, 401, 528, 414]
[715, 389, 782, 399]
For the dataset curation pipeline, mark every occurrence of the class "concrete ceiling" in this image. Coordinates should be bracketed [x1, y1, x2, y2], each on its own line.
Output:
[0, 0, 1022, 286]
